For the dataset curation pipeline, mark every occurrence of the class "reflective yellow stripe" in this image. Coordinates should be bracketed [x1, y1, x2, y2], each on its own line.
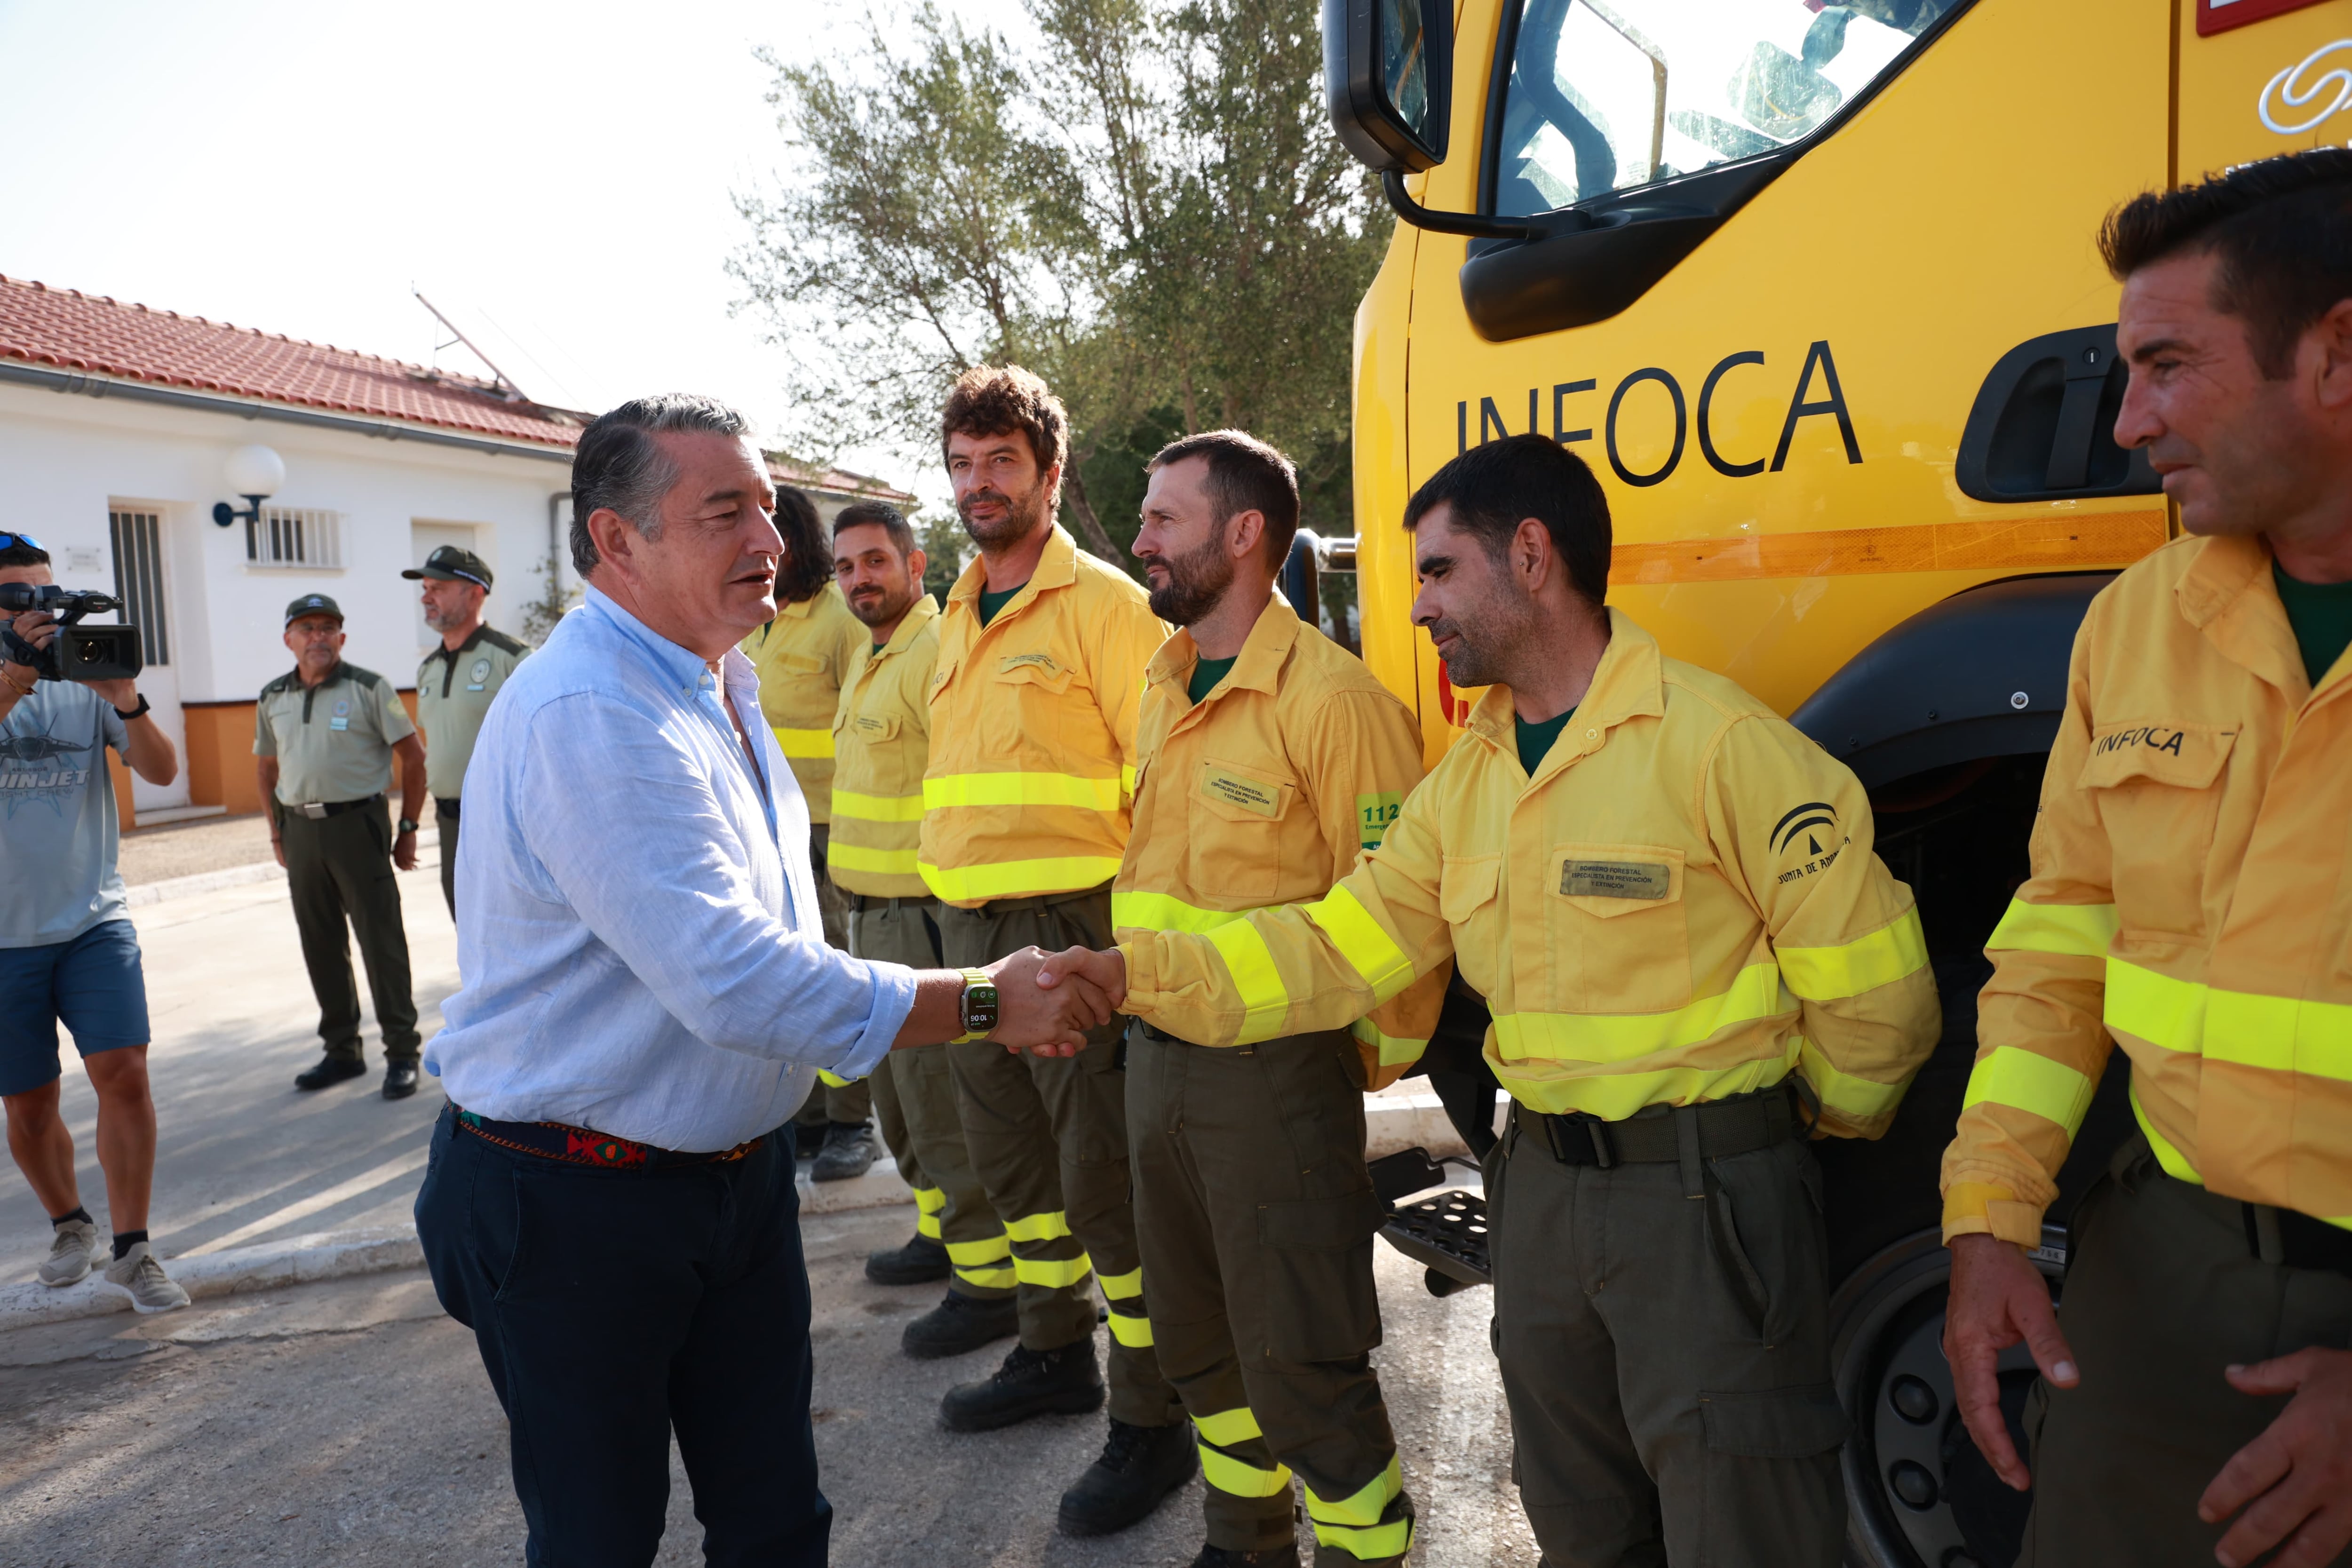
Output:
[2105, 958, 2206, 1058]
[1193, 1407, 1263, 1448]
[1004, 1211, 1072, 1242]
[1796, 1038, 1911, 1121]
[1198, 1443, 1292, 1498]
[832, 788, 926, 822]
[1779, 910, 1928, 1001]
[1963, 1045, 2096, 1132]
[1492, 963, 1789, 1064]
[830, 842, 922, 876]
[945, 1234, 1010, 1265]
[1304, 1454, 1403, 1527]
[956, 1264, 1018, 1289]
[911, 1186, 946, 1215]
[1121, 763, 1137, 796]
[1097, 1266, 1144, 1301]
[1207, 918, 1292, 1036]
[924, 772, 1124, 811]
[773, 725, 835, 759]
[2205, 987, 2352, 1082]
[1303, 886, 1417, 1001]
[919, 856, 1126, 902]
[1111, 890, 1247, 934]
[1310, 1515, 1414, 1560]
[1352, 1016, 1429, 1067]
[1988, 898, 2119, 958]
[916, 1210, 943, 1240]
[1106, 1310, 1155, 1347]
[2130, 1082, 2203, 1185]
[1013, 1253, 1095, 1289]
[816, 1069, 854, 1088]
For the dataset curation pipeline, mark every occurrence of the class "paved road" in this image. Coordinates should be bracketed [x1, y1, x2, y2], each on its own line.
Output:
[0, 1205, 1536, 1567]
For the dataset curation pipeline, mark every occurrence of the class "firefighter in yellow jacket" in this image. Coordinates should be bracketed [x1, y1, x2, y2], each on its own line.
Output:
[1116, 431, 1447, 1568]
[921, 365, 1192, 1537]
[1942, 153, 2352, 1568]
[1046, 433, 1940, 1568]
[744, 484, 877, 1177]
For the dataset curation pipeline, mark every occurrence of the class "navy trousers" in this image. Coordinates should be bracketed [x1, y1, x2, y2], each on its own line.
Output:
[416, 1105, 830, 1567]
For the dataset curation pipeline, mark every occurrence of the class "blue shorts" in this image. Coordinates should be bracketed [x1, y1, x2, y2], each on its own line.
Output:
[0, 919, 151, 1097]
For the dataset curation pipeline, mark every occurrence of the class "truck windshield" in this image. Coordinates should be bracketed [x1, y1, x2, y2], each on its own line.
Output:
[1493, 0, 1955, 216]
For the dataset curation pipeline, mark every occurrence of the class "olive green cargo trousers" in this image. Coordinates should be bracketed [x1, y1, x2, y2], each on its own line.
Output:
[938, 884, 1180, 1429]
[1486, 1101, 1848, 1568]
[850, 896, 1011, 1301]
[280, 797, 420, 1064]
[2019, 1138, 2352, 1567]
[1128, 1024, 1412, 1562]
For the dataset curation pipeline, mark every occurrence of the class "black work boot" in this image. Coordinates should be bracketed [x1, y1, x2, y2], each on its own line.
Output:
[381, 1061, 420, 1100]
[1187, 1547, 1301, 1568]
[939, 1339, 1104, 1431]
[810, 1121, 878, 1182]
[902, 1290, 1019, 1359]
[866, 1233, 952, 1286]
[294, 1054, 366, 1091]
[1057, 1417, 1199, 1536]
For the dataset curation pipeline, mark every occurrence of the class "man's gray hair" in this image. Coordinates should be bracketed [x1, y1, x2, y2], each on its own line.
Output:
[570, 394, 756, 576]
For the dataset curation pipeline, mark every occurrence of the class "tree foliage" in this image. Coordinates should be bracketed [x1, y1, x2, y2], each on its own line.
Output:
[731, 0, 1391, 574]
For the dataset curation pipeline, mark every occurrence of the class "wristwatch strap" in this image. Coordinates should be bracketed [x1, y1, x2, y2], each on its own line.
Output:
[397, 817, 421, 834]
[113, 693, 151, 722]
[951, 966, 995, 1044]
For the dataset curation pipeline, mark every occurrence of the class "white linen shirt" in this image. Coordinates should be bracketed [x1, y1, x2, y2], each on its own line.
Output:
[426, 586, 917, 1151]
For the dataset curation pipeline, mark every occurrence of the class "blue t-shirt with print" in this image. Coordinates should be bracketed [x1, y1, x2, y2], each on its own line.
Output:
[0, 680, 128, 948]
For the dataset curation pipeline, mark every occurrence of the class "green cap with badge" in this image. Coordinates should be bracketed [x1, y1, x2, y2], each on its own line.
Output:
[283, 593, 344, 628]
[402, 545, 493, 590]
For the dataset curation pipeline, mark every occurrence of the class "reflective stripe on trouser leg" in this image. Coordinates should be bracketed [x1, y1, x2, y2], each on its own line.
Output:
[946, 1232, 1017, 1292]
[912, 1186, 946, 1240]
[1099, 1266, 1154, 1348]
[1305, 1456, 1414, 1562]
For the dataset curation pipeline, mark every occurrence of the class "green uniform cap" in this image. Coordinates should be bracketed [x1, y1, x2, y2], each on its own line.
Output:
[283, 592, 344, 628]
[402, 545, 493, 590]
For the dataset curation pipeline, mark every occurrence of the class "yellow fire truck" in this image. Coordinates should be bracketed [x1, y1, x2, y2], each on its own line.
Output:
[1307, 0, 2352, 1560]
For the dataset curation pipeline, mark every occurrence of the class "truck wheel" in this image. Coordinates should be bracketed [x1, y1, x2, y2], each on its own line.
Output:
[1833, 1231, 2060, 1568]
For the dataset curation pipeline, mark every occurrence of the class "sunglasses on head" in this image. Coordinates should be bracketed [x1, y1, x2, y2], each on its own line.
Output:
[0, 532, 42, 551]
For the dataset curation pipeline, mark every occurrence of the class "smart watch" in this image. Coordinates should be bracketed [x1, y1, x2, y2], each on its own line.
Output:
[397, 818, 420, 834]
[112, 693, 151, 722]
[953, 967, 999, 1043]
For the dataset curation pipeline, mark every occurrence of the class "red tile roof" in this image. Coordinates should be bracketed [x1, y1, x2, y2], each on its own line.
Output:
[767, 453, 919, 506]
[0, 274, 587, 448]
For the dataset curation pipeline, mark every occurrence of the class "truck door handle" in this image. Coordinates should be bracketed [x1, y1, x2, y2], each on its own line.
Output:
[1955, 324, 2159, 505]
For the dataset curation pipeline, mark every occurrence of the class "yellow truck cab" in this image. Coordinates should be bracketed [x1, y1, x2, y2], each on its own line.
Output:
[1305, 0, 2352, 1560]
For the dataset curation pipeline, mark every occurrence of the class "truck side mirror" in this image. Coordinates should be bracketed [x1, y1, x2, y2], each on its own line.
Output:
[1324, 0, 1452, 173]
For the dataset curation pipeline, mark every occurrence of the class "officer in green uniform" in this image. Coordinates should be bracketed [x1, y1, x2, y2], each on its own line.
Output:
[254, 594, 430, 1099]
[405, 546, 529, 916]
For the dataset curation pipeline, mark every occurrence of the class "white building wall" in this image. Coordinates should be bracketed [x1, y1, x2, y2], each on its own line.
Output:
[0, 382, 574, 705]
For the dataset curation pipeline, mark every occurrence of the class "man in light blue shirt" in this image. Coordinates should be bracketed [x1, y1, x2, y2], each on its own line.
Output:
[415, 395, 1110, 1568]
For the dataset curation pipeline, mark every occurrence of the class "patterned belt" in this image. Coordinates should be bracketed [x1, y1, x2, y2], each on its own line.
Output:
[452, 1106, 765, 1170]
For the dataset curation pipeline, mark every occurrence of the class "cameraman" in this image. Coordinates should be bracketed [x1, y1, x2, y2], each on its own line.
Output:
[0, 532, 187, 1312]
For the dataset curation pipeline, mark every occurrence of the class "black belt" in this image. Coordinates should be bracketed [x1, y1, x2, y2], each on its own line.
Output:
[848, 891, 930, 913]
[1516, 1084, 1801, 1169]
[2243, 1197, 2352, 1276]
[435, 796, 460, 818]
[451, 1106, 765, 1170]
[286, 793, 384, 820]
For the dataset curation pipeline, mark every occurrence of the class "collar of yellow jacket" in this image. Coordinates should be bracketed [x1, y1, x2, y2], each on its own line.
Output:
[947, 525, 1080, 619]
[1144, 590, 1296, 699]
[1462, 608, 1667, 777]
[874, 593, 940, 657]
[2172, 532, 2312, 700]
[773, 581, 839, 623]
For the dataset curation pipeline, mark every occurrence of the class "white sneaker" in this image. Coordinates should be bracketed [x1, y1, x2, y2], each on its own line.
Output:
[38, 1218, 96, 1287]
[102, 1241, 190, 1313]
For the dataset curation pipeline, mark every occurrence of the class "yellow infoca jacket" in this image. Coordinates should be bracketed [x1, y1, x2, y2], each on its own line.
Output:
[1113, 592, 1451, 1088]
[1122, 610, 1939, 1132]
[1945, 534, 2352, 1242]
[743, 581, 867, 825]
[827, 594, 940, 900]
[920, 526, 1169, 908]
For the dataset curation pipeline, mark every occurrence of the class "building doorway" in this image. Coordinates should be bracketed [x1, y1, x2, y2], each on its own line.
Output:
[409, 521, 492, 658]
[108, 506, 189, 815]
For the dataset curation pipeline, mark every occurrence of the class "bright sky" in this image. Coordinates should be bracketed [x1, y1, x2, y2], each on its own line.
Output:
[0, 0, 1024, 505]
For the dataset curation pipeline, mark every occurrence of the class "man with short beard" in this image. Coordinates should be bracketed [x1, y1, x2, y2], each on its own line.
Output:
[828, 501, 1019, 1360]
[1115, 431, 1446, 1568]
[919, 365, 1194, 1536]
[1044, 432, 1939, 1567]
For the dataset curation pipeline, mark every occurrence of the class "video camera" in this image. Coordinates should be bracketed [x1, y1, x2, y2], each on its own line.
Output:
[0, 583, 144, 683]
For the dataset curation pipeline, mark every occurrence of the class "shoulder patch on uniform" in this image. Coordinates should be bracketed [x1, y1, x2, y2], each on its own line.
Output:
[480, 628, 529, 656]
[1355, 791, 1403, 850]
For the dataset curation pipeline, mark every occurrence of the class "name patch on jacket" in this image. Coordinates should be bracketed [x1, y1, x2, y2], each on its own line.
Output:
[1202, 765, 1281, 818]
[1559, 860, 1671, 899]
[999, 653, 1059, 675]
[2093, 724, 2188, 757]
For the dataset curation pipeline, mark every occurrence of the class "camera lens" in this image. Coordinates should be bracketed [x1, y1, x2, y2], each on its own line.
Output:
[74, 639, 103, 666]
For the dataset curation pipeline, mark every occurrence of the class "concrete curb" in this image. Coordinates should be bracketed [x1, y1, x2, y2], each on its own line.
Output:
[0, 1226, 423, 1329]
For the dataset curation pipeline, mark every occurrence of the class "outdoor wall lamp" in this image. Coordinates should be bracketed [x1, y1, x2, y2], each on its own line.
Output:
[212, 444, 286, 527]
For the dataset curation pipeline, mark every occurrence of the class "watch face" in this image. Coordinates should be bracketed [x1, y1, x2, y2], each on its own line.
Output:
[966, 983, 1000, 1033]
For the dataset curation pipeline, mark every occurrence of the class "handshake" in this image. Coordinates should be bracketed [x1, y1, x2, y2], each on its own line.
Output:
[975, 946, 1134, 1056]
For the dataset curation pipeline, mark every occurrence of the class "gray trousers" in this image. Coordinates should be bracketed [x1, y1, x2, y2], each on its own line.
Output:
[2020, 1139, 2352, 1567]
[791, 825, 869, 1127]
[1487, 1110, 1848, 1567]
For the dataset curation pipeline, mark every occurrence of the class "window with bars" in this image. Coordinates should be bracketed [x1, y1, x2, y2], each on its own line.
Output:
[107, 509, 171, 667]
[245, 507, 343, 569]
